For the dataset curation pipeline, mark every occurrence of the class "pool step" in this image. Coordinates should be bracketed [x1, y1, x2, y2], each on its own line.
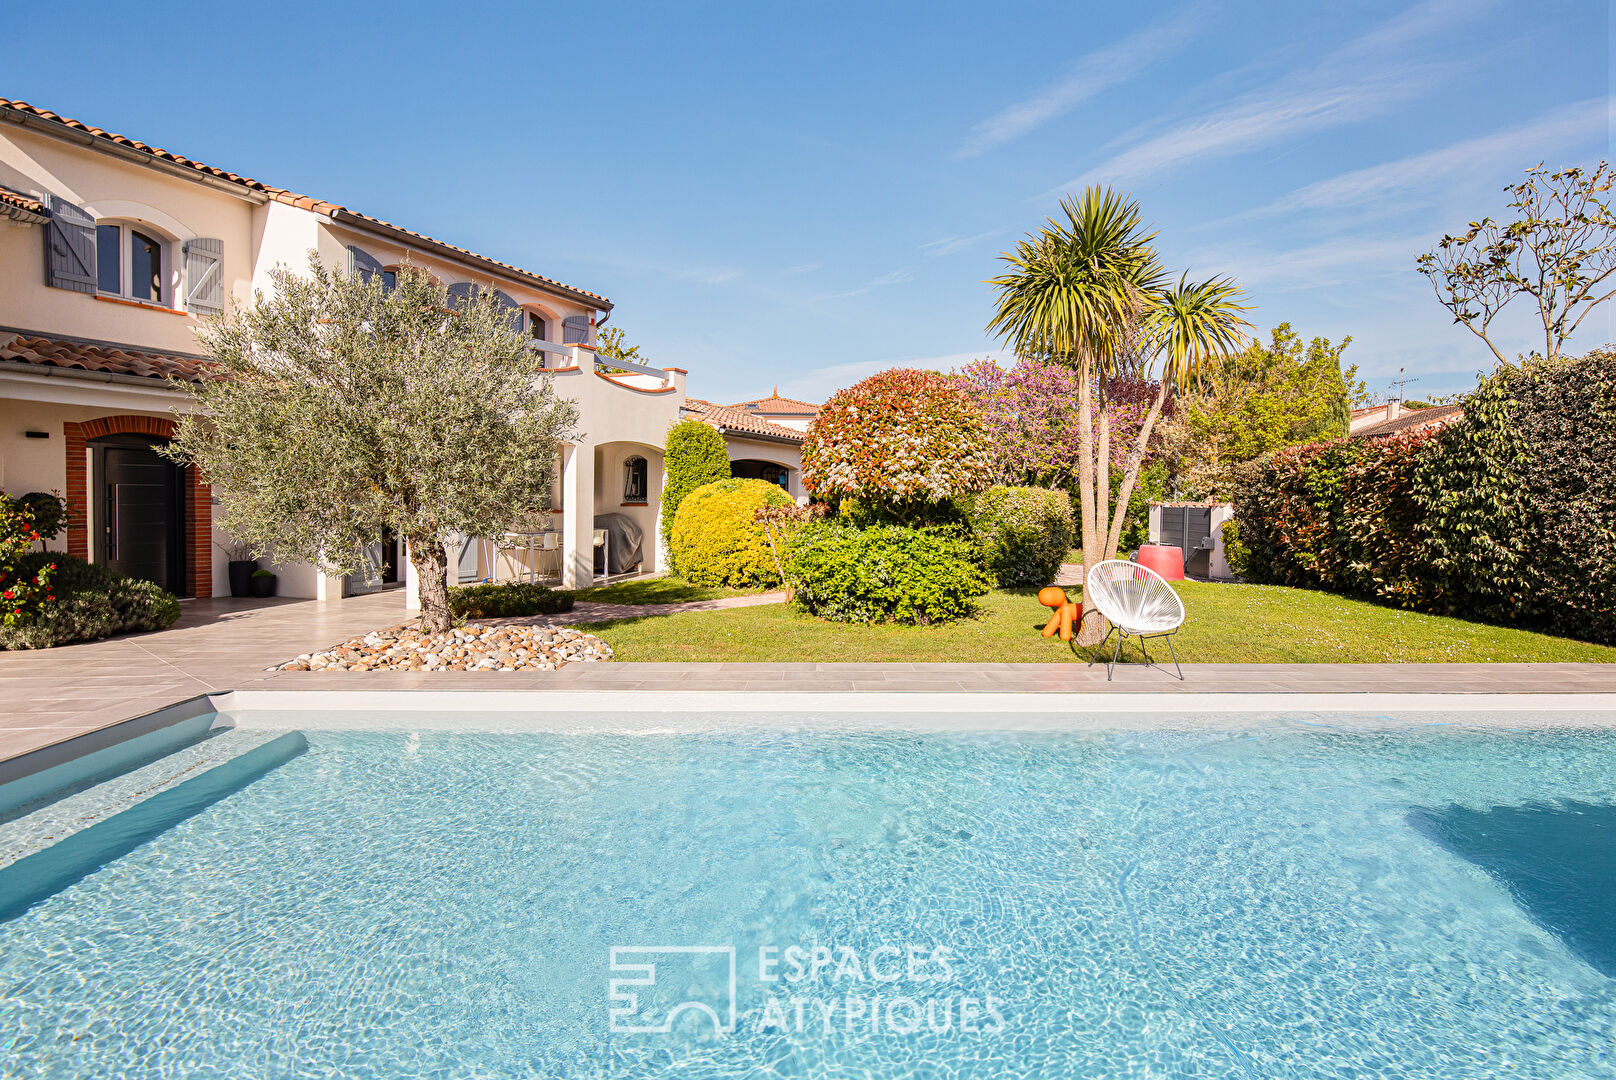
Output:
[0, 728, 306, 921]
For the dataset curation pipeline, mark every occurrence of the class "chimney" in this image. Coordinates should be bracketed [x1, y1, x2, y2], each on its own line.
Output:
[1385, 400, 1402, 422]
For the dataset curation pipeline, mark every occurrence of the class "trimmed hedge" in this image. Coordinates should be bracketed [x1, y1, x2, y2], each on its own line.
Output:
[956, 486, 1074, 586]
[784, 521, 990, 624]
[670, 478, 795, 587]
[1231, 350, 1616, 643]
[0, 554, 180, 650]
[660, 420, 733, 549]
[448, 581, 574, 619]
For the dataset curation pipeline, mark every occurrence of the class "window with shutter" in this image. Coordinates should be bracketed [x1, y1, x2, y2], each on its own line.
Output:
[562, 315, 590, 344]
[491, 289, 524, 333]
[183, 238, 225, 314]
[43, 196, 98, 293]
[348, 245, 384, 285]
[446, 282, 478, 310]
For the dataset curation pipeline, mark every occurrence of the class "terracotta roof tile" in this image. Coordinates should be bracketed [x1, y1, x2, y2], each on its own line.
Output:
[682, 398, 806, 443]
[730, 394, 821, 415]
[0, 99, 609, 307]
[0, 186, 46, 217]
[1351, 403, 1463, 439]
[0, 334, 215, 383]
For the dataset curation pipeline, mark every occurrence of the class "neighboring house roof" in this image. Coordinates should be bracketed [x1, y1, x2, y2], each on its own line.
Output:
[0, 98, 611, 309]
[1350, 403, 1463, 439]
[728, 389, 821, 416]
[0, 332, 214, 383]
[1349, 404, 1383, 419]
[682, 398, 806, 443]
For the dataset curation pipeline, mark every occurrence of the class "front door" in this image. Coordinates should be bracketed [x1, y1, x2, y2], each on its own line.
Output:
[99, 443, 183, 592]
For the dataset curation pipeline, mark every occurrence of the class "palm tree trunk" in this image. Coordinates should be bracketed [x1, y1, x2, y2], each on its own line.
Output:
[1095, 368, 1111, 561]
[1073, 357, 1105, 646]
[1104, 381, 1171, 556]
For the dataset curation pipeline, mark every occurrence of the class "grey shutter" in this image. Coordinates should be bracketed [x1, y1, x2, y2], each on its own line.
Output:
[562, 315, 590, 344]
[182, 238, 225, 314]
[492, 289, 524, 333]
[446, 282, 478, 310]
[43, 195, 97, 293]
[348, 244, 384, 284]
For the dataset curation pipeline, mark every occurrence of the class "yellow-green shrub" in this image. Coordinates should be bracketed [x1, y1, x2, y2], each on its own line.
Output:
[670, 478, 795, 587]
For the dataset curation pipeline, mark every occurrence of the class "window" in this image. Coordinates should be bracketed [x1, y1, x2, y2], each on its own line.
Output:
[623, 456, 648, 502]
[96, 223, 167, 304]
[529, 314, 547, 341]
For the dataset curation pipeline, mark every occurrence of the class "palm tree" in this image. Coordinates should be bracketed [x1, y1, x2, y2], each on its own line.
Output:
[988, 187, 1250, 645]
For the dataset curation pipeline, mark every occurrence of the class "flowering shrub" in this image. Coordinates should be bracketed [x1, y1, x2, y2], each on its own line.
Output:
[802, 369, 994, 510]
[671, 479, 795, 587]
[0, 491, 55, 627]
[0, 553, 178, 650]
[784, 521, 989, 624]
[955, 486, 1074, 586]
[955, 357, 1167, 487]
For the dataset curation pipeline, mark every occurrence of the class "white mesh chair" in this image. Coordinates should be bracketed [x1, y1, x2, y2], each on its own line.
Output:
[1084, 559, 1187, 680]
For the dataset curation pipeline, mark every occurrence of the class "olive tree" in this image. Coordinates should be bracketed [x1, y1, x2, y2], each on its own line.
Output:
[166, 256, 578, 632]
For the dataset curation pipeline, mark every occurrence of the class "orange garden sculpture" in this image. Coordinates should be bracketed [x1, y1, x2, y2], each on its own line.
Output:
[1038, 586, 1081, 642]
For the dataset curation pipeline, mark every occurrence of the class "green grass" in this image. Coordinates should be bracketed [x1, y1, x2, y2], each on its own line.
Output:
[567, 575, 764, 606]
[580, 581, 1616, 663]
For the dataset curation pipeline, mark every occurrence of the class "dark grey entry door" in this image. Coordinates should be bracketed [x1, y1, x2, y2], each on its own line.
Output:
[101, 445, 182, 592]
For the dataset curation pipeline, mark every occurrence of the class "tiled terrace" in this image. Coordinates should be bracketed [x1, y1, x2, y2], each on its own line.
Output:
[2, 591, 1613, 766]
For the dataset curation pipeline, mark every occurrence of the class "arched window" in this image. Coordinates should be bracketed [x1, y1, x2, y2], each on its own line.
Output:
[623, 456, 648, 503]
[97, 223, 167, 303]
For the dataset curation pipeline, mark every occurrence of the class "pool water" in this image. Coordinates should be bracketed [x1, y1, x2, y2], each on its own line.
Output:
[2, 721, 1614, 1078]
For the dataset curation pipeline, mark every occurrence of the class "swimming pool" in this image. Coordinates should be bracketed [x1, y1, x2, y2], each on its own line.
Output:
[2, 708, 1613, 1078]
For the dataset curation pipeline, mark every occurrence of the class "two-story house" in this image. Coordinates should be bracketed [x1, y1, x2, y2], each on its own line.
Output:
[0, 98, 687, 604]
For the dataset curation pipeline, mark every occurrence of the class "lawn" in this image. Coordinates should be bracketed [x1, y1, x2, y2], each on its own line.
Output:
[580, 581, 1616, 663]
[567, 575, 762, 606]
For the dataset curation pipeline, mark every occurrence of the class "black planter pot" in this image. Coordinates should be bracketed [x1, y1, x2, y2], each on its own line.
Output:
[249, 574, 277, 598]
[228, 561, 255, 597]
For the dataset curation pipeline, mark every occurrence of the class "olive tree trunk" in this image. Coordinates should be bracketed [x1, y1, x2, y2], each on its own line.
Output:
[409, 534, 453, 633]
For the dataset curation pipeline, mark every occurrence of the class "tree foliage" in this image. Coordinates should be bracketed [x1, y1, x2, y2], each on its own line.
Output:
[801, 368, 995, 513]
[167, 257, 578, 632]
[660, 419, 734, 548]
[670, 478, 794, 587]
[1158, 323, 1355, 499]
[1417, 161, 1616, 364]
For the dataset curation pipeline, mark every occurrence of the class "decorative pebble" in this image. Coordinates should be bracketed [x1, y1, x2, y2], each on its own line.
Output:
[269, 624, 613, 672]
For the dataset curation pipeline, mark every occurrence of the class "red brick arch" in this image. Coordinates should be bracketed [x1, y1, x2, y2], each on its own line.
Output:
[63, 415, 211, 598]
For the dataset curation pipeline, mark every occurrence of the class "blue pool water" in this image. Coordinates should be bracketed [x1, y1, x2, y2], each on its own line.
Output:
[2, 720, 1614, 1078]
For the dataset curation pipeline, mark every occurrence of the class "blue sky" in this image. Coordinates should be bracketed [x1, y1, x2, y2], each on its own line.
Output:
[11, 1, 1610, 403]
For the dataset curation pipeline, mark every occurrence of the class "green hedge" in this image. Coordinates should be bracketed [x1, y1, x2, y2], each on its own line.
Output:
[955, 486, 1073, 586]
[670, 478, 795, 587]
[0, 554, 180, 650]
[448, 581, 574, 619]
[660, 420, 733, 549]
[1231, 350, 1616, 643]
[784, 521, 990, 624]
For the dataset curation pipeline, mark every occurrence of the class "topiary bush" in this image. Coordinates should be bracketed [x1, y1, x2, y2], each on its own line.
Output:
[661, 419, 734, 549]
[955, 486, 1074, 586]
[0, 553, 180, 650]
[448, 581, 574, 619]
[784, 520, 990, 624]
[670, 478, 795, 587]
[801, 368, 995, 515]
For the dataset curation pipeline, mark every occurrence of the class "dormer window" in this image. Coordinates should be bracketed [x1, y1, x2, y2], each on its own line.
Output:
[96, 223, 166, 303]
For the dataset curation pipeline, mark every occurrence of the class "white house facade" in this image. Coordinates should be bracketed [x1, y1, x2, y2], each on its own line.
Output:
[0, 98, 690, 605]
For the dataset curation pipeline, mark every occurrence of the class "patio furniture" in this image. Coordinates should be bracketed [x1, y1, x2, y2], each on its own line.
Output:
[1084, 559, 1186, 681]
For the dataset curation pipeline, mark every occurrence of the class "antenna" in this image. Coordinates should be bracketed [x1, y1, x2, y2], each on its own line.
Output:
[1388, 366, 1419, 402]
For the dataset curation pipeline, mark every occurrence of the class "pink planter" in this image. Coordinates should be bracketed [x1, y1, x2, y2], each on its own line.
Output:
[1134, 544, 1186, 581]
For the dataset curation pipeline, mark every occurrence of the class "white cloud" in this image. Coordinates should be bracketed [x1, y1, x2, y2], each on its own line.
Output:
[920, 229, 1005, 258]
[782, 262, 823, 275]
[1057, 0, 1484, 191]
[816, 267, 915, 300]
[956, 3, 1209, 159]
[1192, 234, 1429, 291]
[1247, 98, 1610, 218]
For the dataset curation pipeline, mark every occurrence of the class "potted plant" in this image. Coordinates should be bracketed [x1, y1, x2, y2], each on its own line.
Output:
[249, 567, 277, 598]
[217, 539, 256, 597]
